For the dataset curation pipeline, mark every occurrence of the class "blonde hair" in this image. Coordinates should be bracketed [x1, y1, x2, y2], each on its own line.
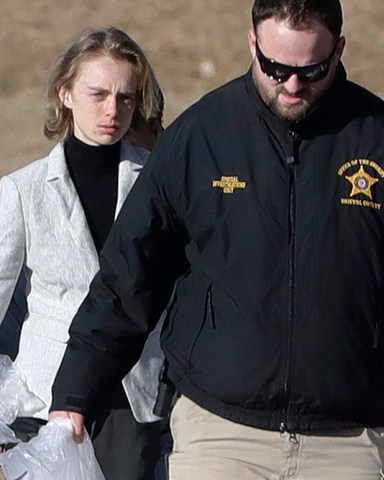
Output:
[44, 27, 162, 140]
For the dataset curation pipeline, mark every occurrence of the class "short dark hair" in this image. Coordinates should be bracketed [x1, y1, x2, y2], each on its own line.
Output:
[251, 0, 343, 40]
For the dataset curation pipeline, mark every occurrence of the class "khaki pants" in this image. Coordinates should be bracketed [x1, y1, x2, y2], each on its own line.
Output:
[169, 395, 384, 480]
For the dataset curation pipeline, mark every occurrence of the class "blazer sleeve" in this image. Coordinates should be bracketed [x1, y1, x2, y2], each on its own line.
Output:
[51, 133, 189, 414]
[0, 176, 26, 324]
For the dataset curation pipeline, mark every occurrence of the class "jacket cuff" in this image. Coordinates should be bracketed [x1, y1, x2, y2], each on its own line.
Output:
[49, 393, 89, 415]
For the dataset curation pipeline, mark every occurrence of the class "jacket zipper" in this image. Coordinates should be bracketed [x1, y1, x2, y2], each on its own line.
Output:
[281, 130, 298, 432]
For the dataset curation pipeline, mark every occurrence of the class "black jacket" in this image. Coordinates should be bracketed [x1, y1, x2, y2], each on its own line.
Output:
[52, 65, 384, 432]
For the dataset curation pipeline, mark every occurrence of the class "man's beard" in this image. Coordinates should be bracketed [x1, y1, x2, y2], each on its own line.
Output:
[260, 83, 312, 121]
[265, 86, 312, 121]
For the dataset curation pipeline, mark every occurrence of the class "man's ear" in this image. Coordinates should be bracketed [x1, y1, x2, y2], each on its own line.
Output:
[59, 87, 73, 109]
[248, 29, 257, 60]
[336, 36, 346, 60]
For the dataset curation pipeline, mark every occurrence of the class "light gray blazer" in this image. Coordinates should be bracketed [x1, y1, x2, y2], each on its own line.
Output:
[0, 141, 163, 421]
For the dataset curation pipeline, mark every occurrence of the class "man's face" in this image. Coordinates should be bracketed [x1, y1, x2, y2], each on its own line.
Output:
[60, 55, 138, 146]
[248, 18, 344, 121]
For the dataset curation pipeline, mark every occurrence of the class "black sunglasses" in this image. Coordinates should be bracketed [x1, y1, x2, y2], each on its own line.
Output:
[255, 40, 338, 84]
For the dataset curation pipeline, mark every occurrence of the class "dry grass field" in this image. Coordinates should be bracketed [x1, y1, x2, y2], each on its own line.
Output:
[1, 0, 384, 175]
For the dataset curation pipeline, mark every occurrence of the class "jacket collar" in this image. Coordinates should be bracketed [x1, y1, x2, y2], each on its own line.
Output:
[46, 142, 69, 181]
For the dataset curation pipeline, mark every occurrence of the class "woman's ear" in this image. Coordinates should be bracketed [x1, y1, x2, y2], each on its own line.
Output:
[58, 87, 73, 109]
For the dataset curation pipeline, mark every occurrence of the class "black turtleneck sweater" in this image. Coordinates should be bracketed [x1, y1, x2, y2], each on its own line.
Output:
[65, 135, 129, 408]
[65, 135, 120, 253]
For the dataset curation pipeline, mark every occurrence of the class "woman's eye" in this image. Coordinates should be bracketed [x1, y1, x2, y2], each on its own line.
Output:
[91, 92, 104, 99]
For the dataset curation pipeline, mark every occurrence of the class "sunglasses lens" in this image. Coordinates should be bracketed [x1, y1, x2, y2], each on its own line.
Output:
[272, 66, 291, 83]
[298, 64, 329, 83]
[259, 59, 290, 83]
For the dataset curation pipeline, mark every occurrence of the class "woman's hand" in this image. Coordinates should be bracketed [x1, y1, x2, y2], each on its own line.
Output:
[48, 410, 85, 443]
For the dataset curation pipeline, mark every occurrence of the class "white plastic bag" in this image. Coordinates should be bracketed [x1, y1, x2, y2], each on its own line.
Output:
[0, 417, 106, 480]
[0, 355, 45, 445]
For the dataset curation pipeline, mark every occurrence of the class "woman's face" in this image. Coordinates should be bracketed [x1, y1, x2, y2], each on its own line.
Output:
[60, 55, 138, 145]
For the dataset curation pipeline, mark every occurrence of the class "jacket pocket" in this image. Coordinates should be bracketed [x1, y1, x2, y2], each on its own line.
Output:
[206, 286, 215, 328]
[162, 291, 178, 340]
[177, 281, 282, 404]
[373, 321, 379, 349]
[162, 271, 212, 370]
[187, 284, 213, 370]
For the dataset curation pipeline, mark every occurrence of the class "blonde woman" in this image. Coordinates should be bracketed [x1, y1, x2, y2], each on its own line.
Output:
[0, 27, 164, 480]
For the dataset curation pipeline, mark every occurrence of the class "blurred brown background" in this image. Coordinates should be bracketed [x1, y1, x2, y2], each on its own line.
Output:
[1, 0, 384, 176]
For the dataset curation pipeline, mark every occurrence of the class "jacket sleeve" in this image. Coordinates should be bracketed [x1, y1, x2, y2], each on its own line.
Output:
[51, 135, 189, 414]
[0, 176, 26, 324]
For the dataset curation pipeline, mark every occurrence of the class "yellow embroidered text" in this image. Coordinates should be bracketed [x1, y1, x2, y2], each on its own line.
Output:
[212, 176, 246, 194]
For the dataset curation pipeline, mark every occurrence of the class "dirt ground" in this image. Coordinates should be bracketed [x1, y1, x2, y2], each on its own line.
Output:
[1, 0, 384, 175]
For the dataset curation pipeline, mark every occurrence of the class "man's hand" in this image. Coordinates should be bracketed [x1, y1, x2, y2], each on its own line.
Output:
[49, 410, 85, 443]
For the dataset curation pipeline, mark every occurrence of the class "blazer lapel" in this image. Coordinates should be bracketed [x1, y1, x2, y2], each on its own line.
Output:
[46, 143, 98, 260]
[46, 141, 148, 257]
[115, 141, 148, 217]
